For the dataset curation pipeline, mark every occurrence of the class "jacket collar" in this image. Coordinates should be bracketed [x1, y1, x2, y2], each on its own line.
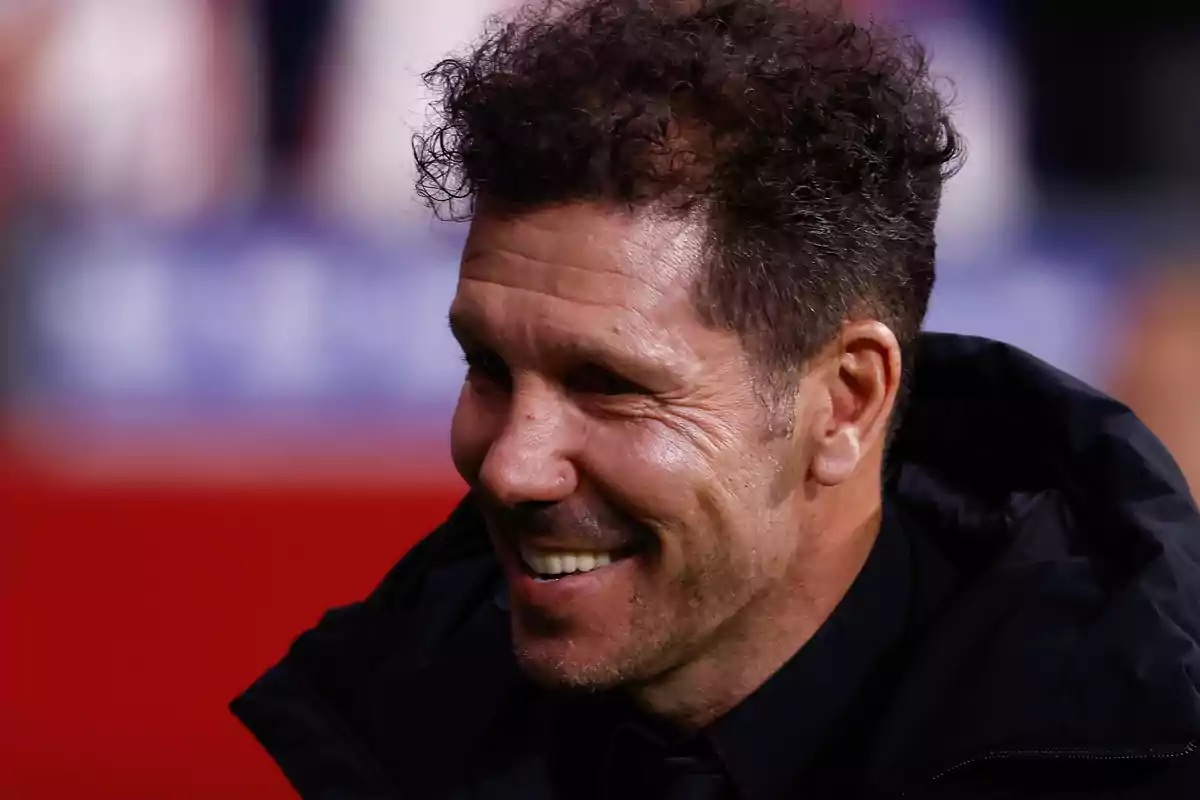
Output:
[866, 333, 1200, 785]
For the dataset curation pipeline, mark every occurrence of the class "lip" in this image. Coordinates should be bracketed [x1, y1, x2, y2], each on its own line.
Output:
[518, 540, 624, 556]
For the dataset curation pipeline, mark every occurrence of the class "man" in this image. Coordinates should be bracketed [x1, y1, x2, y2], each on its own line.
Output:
[232, 1, 1200, 797]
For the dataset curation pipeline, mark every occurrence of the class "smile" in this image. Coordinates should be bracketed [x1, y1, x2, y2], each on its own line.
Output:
[519, 545, 620, 579]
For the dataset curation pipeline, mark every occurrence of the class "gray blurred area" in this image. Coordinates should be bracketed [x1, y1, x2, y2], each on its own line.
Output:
[0, 0, 1196, 492]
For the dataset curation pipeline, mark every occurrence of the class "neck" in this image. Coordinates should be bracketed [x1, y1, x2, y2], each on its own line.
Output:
[630, 475, 885, 730]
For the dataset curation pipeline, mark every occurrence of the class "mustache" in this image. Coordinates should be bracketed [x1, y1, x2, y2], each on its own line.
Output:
[481, 495, 650, 547]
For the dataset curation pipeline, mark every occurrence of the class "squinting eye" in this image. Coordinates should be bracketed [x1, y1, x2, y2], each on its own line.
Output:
[462, 351, 512, 392]
[565, 365, 649, 397]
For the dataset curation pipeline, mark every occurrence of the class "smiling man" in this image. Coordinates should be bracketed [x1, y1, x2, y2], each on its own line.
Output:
[232, 1, 1200, 798]
[448, 203, 895, 721]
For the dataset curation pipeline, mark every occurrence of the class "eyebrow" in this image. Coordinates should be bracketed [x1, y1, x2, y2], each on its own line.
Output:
[446, 308, 685, 391]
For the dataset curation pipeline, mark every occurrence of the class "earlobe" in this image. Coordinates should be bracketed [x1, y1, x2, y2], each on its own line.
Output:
[813, 426, 861, 486]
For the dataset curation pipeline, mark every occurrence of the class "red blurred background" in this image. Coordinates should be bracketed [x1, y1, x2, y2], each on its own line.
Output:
[2, 1, 1198, 797]
[2, 453, 463, 797]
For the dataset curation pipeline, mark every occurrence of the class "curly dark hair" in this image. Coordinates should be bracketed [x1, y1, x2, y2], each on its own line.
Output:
[414, 0, 961, 395]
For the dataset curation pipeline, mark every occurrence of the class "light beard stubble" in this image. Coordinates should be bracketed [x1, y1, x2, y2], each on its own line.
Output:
[509, 541, 753, 692]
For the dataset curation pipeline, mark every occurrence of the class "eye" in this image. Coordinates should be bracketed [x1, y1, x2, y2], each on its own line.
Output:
[564, 364, 649, 397]
[462, 349, 512, 392]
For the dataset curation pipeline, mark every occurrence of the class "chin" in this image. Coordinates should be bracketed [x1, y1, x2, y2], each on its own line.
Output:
[509, 604, 681, 692]
[514, 641, 629, 691]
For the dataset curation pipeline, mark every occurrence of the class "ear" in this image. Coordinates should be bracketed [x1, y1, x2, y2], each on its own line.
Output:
[810, 321, 902, 486]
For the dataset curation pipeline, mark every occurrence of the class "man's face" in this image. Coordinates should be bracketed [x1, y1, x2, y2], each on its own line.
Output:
[449, 203, 813, 690]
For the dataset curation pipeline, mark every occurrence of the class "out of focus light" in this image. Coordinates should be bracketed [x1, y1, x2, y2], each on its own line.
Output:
[1, 0, 1197, 492]
[313, 0, 517, 228]
[22, 0, 247, 218]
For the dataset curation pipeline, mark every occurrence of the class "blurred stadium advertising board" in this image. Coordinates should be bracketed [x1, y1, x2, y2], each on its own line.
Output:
[8, 213, 467, 483]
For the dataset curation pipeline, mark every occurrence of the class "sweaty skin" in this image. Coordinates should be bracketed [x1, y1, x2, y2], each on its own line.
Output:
[448, 202, 901, 728]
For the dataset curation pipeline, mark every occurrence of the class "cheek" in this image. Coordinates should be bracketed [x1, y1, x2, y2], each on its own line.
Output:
[581, 421, 735, 553]
[585, 419, 791, 579]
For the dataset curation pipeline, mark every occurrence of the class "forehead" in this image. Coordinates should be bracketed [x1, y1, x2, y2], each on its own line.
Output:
[460, 204, 705, 303]
[453, 204, 709, 338]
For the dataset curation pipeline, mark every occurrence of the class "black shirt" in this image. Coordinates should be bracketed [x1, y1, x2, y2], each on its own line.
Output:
[549, 502, 943, 799]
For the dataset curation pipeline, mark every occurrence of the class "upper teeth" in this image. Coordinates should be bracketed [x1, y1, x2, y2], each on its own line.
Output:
[521, 547, 614, 576]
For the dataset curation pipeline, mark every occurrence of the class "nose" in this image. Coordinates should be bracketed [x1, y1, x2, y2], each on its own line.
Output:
[478, 391, 578, 508]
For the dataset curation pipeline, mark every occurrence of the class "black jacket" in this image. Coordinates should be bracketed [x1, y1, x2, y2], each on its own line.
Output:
[232, 334, 1200, 798]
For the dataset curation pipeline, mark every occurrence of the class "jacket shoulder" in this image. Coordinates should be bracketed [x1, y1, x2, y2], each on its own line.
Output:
[230, 496, 521, 798]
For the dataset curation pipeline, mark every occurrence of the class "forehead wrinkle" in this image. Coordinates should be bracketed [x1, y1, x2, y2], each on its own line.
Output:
[461, 246, 670, 310]
[465, 203, 707, 293]
[619, 210, 709, 293]
[457, 275, 628, 311]
[468, 203, 643, 271]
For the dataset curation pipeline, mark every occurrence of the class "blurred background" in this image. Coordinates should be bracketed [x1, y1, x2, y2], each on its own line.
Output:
[2, 0, 1198, 796]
